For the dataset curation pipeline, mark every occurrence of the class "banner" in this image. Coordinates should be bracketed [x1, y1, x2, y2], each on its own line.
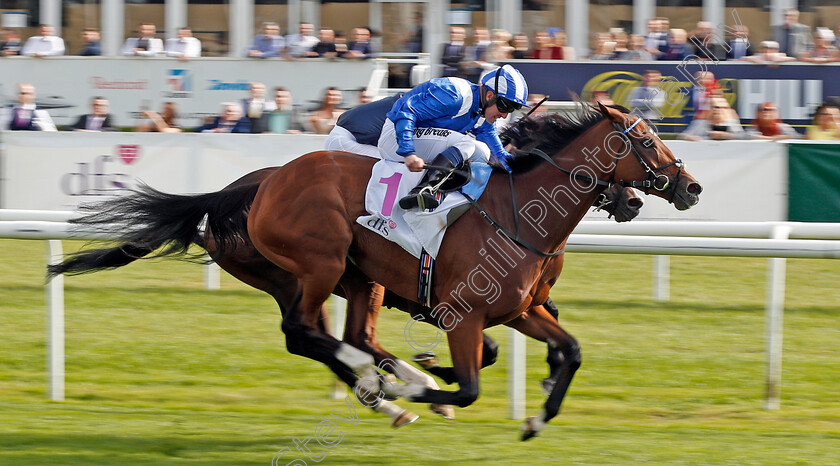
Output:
[0, 131, 327, 210]
[788, 142, 840, 222]
[0, 57, 375, 128]
[506, 60, 832, 131]
[632, 141, 787, 222]
[0, 132, 788, 222]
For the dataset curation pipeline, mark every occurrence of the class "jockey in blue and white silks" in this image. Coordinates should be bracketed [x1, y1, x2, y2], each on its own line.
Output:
[378, 64, 530, 210]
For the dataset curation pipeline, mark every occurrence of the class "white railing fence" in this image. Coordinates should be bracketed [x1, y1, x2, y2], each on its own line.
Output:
[3, 210, 840, 415]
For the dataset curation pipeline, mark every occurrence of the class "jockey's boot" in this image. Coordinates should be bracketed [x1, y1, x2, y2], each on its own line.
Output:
[398, 153, 458, 211]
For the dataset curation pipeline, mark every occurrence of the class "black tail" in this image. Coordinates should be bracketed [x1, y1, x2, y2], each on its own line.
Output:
[47, 182, 261, 278]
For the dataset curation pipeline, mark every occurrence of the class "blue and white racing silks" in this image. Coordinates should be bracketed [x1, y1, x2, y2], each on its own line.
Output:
[385, 77, 512, 161]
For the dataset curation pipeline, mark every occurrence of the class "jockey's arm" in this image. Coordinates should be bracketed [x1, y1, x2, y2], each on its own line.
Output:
[390, 86, 463, 157]
[475, 123, 514, 167]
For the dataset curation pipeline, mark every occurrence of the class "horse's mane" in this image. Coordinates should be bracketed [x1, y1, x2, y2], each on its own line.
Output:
[498, 103, 627, 174]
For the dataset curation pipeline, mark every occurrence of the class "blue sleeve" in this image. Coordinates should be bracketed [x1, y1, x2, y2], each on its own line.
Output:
[475, 122, 512, 162]
[390, 85, 464, 156]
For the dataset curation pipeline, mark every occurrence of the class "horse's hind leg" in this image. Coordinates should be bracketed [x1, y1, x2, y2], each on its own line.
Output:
[506, 305, 581, 440]
[249, 181, 385, 406]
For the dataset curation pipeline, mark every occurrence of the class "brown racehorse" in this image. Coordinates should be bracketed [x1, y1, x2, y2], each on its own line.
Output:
[49, 103, 700, 439]
[246, 103, 699, 437]
[48, 166, 642, 427]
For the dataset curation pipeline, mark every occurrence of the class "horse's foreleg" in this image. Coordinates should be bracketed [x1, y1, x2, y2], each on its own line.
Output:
[386, 318, 484, 409]
[414, 332, 499, 385]
[337, 273, 428, 424]
[339, 271, 453, 419]
[507, 305, 581, 440]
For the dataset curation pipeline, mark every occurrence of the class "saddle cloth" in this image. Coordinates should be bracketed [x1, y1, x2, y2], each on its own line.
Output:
[357, 159, 493, 259]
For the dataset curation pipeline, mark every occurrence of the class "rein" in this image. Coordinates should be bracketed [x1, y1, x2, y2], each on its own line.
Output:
[461, 187, 566, 258]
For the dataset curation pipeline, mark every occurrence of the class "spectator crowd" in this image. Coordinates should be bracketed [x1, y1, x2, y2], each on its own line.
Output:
[0, 81, 368, 135]
[2, 10, 840, 140]
[0, 21, 378, 60]
[437, 9, 840, 78]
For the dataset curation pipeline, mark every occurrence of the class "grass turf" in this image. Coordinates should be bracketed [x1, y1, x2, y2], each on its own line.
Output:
[1, 239, 839, 464]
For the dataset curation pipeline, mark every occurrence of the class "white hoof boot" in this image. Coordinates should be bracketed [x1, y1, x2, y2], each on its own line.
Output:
[375, 399, 419, 428]
[355, 374, 381, 398]
[386, 382, 426, 401]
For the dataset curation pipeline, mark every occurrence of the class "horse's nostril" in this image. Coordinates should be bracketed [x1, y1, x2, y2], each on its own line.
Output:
[686, 182, 702, 195]
[627, 198, 643, 208]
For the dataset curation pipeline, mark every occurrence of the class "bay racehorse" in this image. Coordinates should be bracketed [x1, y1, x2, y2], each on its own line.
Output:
[48, 167, 642, 428]
[49, 103, 700, 439]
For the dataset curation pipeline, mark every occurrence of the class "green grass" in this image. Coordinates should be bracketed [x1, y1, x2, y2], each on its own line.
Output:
[1, 239, 839, 465]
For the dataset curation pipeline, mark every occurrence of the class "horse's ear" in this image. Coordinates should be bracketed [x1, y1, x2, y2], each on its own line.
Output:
[596, 101, 621, 122]
[596, 101, 611, 117]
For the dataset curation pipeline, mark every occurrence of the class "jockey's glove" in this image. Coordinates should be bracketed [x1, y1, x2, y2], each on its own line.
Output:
[497, 153, 513, 172]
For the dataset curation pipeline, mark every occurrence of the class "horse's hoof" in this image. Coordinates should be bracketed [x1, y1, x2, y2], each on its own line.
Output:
[392, 409, 419, 428]
[430, 403, 455, 420]
[541, 377, 555, 395]
[520, 417, 539, 441]
[412, 352, 439, 369]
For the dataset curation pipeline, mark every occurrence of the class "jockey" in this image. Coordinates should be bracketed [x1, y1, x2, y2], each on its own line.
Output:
[378, 64, 530, 210]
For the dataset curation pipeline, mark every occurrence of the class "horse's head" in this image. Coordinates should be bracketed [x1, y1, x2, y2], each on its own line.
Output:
[596, 103, 702, 211]
[594, 185, 643, 223]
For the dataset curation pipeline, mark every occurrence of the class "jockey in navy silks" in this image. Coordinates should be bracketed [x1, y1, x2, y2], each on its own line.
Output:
[377, 64, 530, 210]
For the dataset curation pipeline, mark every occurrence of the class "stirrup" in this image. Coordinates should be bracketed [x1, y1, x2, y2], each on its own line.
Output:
[399, 185, 442, 210]
[398, 165, 455, 210]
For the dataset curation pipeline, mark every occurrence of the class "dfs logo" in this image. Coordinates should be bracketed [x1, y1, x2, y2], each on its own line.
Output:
[60, 145, 140, 196]
[164, 69, 193, 98]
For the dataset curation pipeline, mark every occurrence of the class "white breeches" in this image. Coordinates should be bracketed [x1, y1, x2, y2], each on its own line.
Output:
[325, 125, 382, 159]
[378, 119, 490, 165]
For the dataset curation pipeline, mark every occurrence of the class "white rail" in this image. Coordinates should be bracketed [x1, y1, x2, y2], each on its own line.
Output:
[3, 211, 839, 413]
[573, 221, 840, 239]
[0, 210, 77, 222]
[566, 234, 840, 258]
[0, 221, 115, 240]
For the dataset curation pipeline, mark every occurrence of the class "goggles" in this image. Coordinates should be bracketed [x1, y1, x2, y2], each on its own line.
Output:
[495, 96, 523, 114]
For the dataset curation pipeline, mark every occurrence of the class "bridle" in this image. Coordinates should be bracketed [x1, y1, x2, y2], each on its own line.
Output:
[463, 112, 684, 258]
[609, 118, 684, 201]
[529, 115, 684, 203]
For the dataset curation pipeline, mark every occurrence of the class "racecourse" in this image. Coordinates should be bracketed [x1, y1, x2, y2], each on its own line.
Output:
[1, 238, 839, 465]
